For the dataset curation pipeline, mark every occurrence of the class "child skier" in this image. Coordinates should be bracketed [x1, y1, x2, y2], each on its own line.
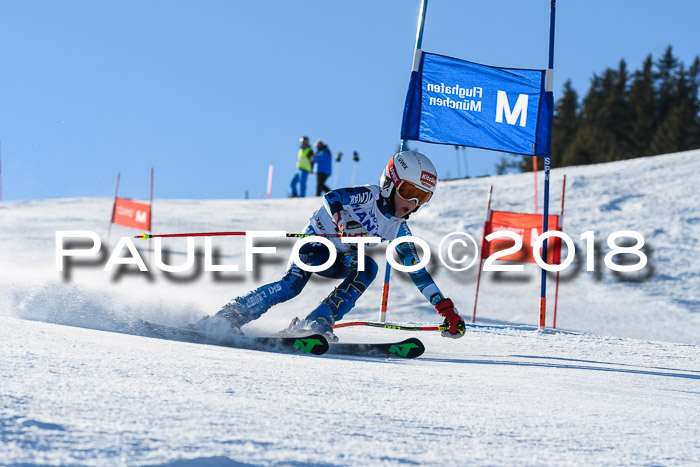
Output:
[200, 151, 466, 341]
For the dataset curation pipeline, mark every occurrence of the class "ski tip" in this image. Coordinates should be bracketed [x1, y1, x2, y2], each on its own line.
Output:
[135, 232, 151, 240]
[288, 334, 330, 355]
[387, 337, 425, 358]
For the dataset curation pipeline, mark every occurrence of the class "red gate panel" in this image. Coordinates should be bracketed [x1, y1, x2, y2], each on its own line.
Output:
[481, 211, 561, 264]
[111, 197, 151, 231]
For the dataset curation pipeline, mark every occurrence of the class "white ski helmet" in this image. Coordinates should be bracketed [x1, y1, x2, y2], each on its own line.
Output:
[379, 151, 438, 205]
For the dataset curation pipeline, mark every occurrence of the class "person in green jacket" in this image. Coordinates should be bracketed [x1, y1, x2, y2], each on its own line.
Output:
[290, 136, 314, 197]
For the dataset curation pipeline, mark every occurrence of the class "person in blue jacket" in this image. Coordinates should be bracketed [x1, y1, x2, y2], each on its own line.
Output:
[313, 140, 332, 196]
[201, 151, 466, 342]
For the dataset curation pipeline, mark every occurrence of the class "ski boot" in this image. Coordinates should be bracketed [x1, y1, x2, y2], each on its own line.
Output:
[284, 316, 339, 342]
[195, 299, 254, 339]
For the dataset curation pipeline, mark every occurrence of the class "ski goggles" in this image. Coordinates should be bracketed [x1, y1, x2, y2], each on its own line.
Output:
[396, 180, 433, 205]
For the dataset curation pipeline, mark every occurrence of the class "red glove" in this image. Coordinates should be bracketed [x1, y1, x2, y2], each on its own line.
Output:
[436, 298, 466, 339]
[332, 210, 368, 238]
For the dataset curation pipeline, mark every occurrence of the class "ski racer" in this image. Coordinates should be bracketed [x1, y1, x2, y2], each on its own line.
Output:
[201, 151, 466, 341]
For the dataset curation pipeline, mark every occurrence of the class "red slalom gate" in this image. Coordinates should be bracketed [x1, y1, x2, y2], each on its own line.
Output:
[108, 169, 154, 248]
[111, 197, 151, 231]
[482, 211, 561, 265]
[472, 178, 566, 328]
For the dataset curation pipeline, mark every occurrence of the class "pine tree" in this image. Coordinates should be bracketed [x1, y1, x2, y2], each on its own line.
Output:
[682, 56, 700, 149]
[654, 46, 680, 129]
[650, 46, 681, 155]
[528, 46, 700, 172]
[598, 60, 633, 161]
[577, 67, 620, 163]
[561, 126, 600, 166]
[652, 61, 700, 154]
[627, 55, 656, 157]
[550, 80, 579, 168]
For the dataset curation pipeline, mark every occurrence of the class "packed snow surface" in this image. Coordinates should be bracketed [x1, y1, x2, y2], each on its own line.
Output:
[1, 150, 699, 465]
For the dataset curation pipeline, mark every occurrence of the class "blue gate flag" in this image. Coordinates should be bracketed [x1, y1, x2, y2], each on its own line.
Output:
[401, 52, 553, 157]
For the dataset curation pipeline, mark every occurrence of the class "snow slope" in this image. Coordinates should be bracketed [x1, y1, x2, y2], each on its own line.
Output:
[1, 150, 699, 465]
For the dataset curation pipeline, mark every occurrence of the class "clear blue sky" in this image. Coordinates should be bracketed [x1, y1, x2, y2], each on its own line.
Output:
[1, 0, 698, 201]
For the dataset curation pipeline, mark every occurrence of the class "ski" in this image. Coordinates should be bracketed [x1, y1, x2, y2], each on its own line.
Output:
[138, 320, 329, 356]
[333, 321, 440, 332]
[328, 337, 425, 359]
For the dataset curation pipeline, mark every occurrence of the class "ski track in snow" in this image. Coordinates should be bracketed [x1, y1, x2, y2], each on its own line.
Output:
[1, 150, 699, 465]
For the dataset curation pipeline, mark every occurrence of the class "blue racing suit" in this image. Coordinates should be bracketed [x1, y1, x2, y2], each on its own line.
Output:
[226, 185, 445, 324]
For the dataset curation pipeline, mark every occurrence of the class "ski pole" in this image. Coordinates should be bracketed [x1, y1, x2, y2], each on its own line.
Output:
[332, 321, 440, 332]
[135, 231, 342, 240]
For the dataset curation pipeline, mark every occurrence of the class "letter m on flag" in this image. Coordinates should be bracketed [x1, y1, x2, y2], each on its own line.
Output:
[495, 91, 529, 127]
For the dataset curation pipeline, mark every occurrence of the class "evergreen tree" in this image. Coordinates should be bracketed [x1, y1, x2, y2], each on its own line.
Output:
[561, 126, 600, 167]
[678, 57, 700, 149]
[598, 60, 633, 161]
[495, 153, 522, 175]
[652, 61, 700, 154]
[614, 60, 634, 159]
[654, 46, 680, 130]
[649, 46, 681, 155]
[576, 67, 620, 164]
[525, 45, 700, 172]
[627, 55, 656, 156]
[550, 80, 579, 168]
[650, 105, 684, 154]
